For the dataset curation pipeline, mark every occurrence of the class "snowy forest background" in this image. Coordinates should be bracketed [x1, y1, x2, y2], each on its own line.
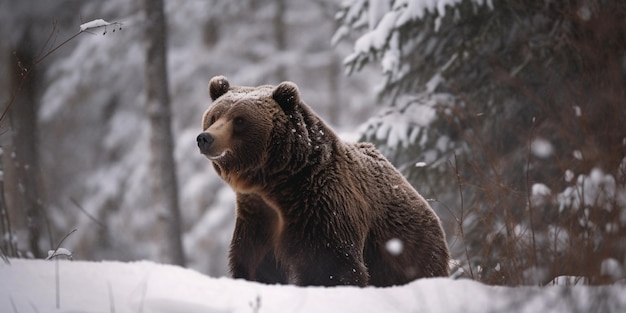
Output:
[1, 0, 625, 287]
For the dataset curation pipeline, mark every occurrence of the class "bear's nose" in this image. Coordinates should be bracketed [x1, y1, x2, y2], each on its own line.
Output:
[197, 133, 214, 154]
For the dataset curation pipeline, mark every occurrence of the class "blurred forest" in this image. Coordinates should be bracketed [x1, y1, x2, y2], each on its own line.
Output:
[0, 0, 378, 275]
[1, 0, 625, 287]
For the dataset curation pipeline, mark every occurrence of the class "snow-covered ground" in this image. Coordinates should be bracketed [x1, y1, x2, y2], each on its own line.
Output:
[1, 259, 625, 313]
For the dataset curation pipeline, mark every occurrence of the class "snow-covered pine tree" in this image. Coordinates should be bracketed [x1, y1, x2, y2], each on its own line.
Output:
[335, 0, 626, 285]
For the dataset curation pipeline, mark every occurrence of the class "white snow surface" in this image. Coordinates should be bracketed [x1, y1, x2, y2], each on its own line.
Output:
[2, 259, 625, 313]
[79, 19, 121, 32]
[557, 167, 626, 213]
[360, 93, 453, 150]
[344, 0, 493, 67]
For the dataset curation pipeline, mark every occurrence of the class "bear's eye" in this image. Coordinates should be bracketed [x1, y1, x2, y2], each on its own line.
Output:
[233, 117, 245, 126]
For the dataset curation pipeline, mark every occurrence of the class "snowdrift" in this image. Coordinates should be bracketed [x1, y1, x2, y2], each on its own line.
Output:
[1, 259, 624, 313]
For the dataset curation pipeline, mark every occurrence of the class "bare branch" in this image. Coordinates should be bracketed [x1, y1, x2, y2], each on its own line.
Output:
[45, 228, 77, 261]
[70, 197, 106, 229]
[0, 18, 123, 125]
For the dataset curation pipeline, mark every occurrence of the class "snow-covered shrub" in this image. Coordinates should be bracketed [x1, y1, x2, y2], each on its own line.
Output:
[336, 0, 626, 285]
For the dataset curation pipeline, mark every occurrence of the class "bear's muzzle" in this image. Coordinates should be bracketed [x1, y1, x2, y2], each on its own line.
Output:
[197, 132, 214, 155]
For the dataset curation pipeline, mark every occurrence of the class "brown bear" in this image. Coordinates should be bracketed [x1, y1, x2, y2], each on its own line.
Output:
[197, 76, 449, 287]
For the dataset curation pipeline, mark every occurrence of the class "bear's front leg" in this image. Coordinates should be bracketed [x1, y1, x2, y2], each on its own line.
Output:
[280, 226, 369, 286]
[292, 250, 369, 286]
[229, 193, 287, 284]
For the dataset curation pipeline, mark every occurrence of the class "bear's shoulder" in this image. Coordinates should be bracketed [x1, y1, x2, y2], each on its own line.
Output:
[344, 142, 387, 164]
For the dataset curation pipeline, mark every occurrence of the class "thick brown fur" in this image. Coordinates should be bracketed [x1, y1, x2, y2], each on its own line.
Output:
[197, 76, 450, 287]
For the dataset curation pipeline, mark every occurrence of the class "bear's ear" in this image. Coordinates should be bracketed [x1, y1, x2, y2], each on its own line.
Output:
[272, 81, 300, 112]
[209, 76, 230, 101]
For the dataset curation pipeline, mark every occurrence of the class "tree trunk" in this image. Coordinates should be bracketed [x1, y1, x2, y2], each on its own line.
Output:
[4, 28, 45, 258]
[273, 0, 287, 82]
[142, 0, 186, 266]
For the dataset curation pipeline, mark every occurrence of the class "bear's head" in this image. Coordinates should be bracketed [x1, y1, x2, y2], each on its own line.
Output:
[197, 76, 322, 192]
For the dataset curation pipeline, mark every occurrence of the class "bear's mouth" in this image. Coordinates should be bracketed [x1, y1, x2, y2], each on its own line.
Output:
[206, 150, 227, 161]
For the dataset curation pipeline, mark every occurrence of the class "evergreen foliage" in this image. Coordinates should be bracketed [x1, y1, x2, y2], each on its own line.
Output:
[336, 0, 626, 285]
